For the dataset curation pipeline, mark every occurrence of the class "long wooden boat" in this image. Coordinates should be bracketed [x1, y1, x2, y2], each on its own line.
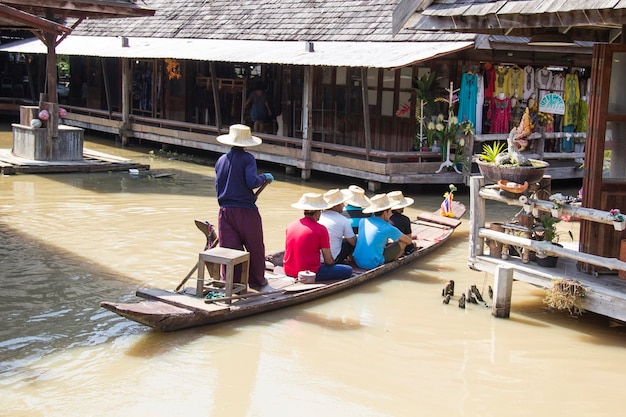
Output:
[100, 203, 465, 332]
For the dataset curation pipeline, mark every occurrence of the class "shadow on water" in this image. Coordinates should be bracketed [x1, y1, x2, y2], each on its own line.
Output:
[0, 223, 150, 373]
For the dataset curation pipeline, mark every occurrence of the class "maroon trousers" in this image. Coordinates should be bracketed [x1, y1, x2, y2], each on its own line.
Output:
[217, 207, 266, 287]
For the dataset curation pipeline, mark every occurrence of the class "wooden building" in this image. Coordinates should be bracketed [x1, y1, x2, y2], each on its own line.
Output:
[0, 0, 608, 188]
[396, 0, 626, 319]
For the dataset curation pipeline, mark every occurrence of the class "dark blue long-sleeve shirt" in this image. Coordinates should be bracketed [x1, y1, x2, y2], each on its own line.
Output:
[215, 147, 266, 208]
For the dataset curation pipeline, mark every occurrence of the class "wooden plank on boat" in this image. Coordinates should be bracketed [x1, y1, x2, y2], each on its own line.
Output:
[417, 212, 462, 228]
[137, 288, 230, 315]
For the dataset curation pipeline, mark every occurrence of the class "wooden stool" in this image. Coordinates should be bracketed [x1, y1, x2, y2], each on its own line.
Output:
[196, 247, 250, 303]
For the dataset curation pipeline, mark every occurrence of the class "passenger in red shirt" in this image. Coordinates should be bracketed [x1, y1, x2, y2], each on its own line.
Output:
[284, 193, 353, 282]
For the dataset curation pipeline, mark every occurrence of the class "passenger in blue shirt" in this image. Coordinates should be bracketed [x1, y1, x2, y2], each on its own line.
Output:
[215, 124, 274, 290]
[352, 193, 413, 270]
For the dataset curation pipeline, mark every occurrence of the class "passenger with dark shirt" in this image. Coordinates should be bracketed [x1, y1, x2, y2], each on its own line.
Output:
[387, 191, 416, 255]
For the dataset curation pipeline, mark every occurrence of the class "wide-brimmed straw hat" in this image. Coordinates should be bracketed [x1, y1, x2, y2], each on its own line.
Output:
[291, 193, 332, 211]
[345, 185, 370, 208]
[387, 191, 415, 210]
[216, 124, 262, 147]
[362, 193, 395, 214]
[324, 188, 353, 207]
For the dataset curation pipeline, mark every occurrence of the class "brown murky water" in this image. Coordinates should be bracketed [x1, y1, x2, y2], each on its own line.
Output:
[0, 120, 623, 417]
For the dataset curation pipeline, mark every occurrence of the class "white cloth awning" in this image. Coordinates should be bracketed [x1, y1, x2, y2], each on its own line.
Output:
[0, 36, 473, 68]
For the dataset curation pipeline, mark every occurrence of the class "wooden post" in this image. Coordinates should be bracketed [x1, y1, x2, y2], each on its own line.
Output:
[209, 62, 222, 132]
[492, 266, 513, 318]
[121, 58, 131, 146]
[299, 66, 312, 180]
[360, 67, 371, 161]
[469, 175, 486, 258]
[619, 239, 626, 280]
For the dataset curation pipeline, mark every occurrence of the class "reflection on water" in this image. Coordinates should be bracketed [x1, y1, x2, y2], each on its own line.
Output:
[1, 121, 624, 417]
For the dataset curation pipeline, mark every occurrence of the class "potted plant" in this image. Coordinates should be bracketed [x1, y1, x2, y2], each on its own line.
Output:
[474, 108, 549, 184]
[534, 214, 573, 267]
[609, 209, 626, 231]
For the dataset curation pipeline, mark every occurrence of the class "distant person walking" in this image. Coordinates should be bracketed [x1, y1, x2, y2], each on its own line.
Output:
[215, 124, 274, 290]
[245, 83, 272, 133]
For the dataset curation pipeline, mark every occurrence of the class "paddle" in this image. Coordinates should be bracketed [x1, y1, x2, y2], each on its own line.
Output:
[174, 178, 271, 293]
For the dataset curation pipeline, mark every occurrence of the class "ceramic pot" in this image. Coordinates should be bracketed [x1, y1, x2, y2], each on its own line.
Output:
[613, 221, 626, 231]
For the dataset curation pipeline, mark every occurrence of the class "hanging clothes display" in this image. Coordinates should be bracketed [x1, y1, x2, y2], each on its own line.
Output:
[551, 73, 565, 92]
[483, 62, 496, 104]
[576, 99, 588, 133]
[494, 66, 509, 97]
[487, 95, 511, 134]
[523, 65, 535, 100]
[563, 73, 580, 132]
[475, 73, 485, 135]
[458, 72, 478, 128]
[535, 67, 553, 101]
[507, 66, 524, 98]
[509, 92, 522, 131]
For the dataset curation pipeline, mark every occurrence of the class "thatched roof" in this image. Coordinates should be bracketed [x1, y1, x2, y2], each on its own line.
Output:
[71, 0, 476, 42]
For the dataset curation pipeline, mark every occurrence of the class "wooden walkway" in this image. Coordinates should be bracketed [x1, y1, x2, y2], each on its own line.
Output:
[469, 176, 626, 323]
[0, 148, 149, 175]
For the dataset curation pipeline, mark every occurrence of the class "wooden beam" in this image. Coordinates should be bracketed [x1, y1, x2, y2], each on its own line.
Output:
[0, 3, 71, 34]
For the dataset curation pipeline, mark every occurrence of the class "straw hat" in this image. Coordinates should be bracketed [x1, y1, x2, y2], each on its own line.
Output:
[291, 193, 332, 211]
[324, 188, 353, 207]
[345, 185, 371, 208]
[387, 191, 415, 210]
[216, 124, 262, 147]
[362, 193, 395, 214]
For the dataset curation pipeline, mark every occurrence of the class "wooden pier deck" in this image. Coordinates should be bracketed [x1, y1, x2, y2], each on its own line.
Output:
[469, 176, 626, 323]
[0, 148, 149, 175]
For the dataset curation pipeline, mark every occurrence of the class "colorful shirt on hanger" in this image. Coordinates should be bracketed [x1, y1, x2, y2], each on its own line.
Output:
[476, 73, 485, 135]
[458, 72, 478, 128]
[483, 63, 496, 103]
[495, 66, 509, 96]
[487, 96, 511, 134]
[523, 65, 535, 100]
[507, 66, 524, 98]
[535, 67, 553, 101]
[563, 73, 580, 128]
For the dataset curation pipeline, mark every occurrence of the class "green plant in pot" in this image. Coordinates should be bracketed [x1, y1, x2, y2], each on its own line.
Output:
[474, 108, 549, 184]
[534, 214, 573, 267]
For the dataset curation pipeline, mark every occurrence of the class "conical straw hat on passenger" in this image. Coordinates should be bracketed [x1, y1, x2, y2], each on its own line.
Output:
[362, 193, 395, 214]
[291, 193, 332, 210]
[387, 191, 415, 210]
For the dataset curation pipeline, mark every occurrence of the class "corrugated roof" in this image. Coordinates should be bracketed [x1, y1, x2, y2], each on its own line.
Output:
[402, 0, 625, 42]
[0, 35, 474, 68]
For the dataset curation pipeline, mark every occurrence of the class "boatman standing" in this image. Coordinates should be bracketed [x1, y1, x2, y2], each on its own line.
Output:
[215, 124, 274, 290]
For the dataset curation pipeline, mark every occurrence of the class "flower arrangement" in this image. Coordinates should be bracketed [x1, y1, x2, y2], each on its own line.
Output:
[38, 109, 49, 121]
[610, 209, 625, 231]
[536, 111, 554, 127]
[610, 209, 625, 222]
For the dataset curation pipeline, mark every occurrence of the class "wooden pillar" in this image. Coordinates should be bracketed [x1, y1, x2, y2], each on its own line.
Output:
[469, 175, 486, 258]
[360, 67, 371, 160]
[121, 58, 131, 146]
[299, 66, 312, 180]
[209, 62, 222, 132]
[619, 239, 626, 279]
[44, 32, 59, 159]
[492, 266, 513, 318]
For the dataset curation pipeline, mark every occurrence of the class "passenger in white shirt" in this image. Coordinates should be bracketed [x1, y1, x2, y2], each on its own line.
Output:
[319, 188, 357, 264]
